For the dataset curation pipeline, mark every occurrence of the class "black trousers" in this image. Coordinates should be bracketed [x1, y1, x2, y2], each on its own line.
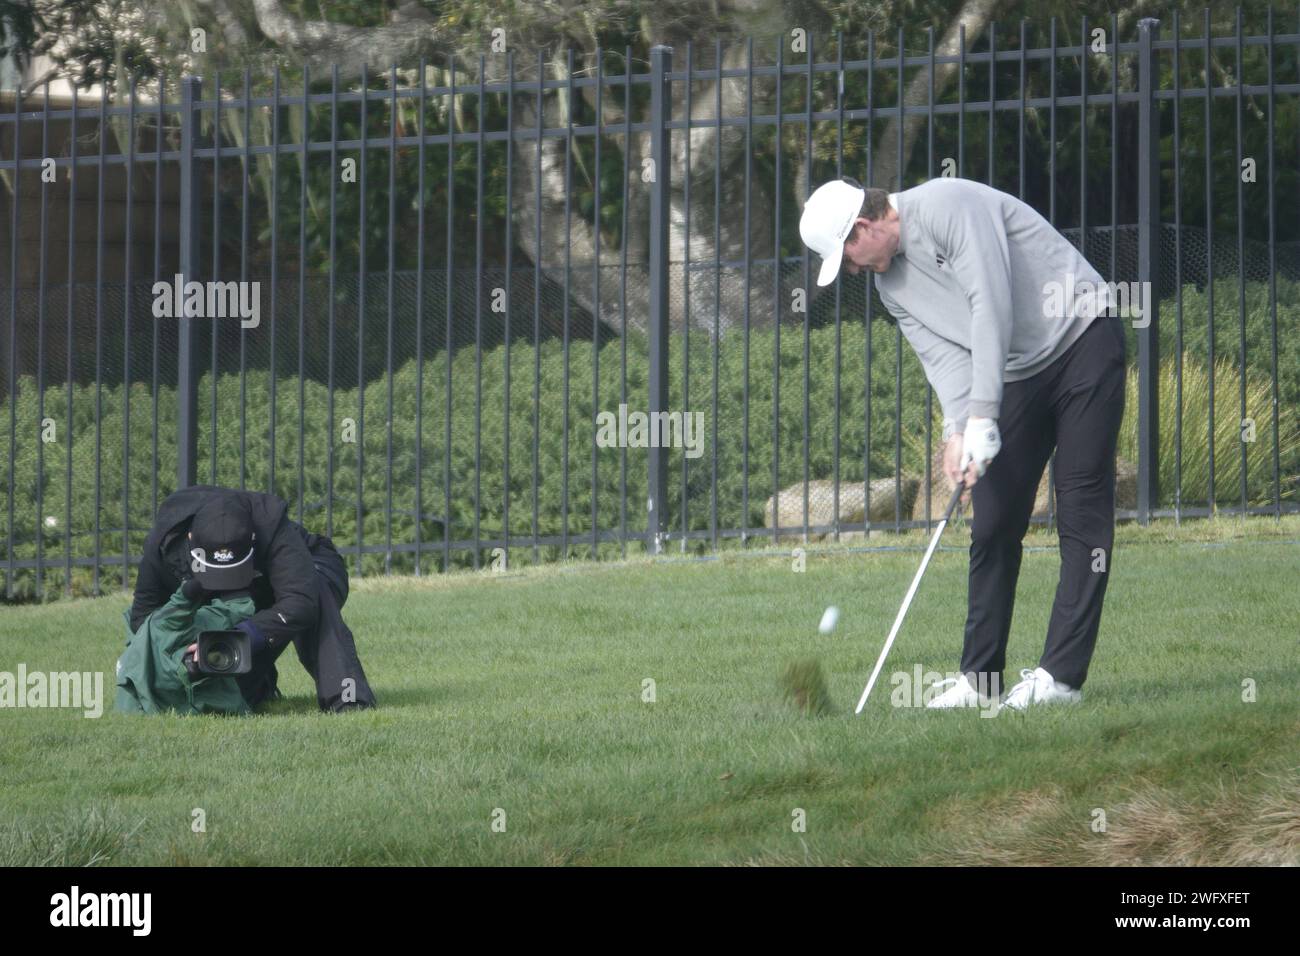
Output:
[237, 531, 377, 711]
[960, 315, 1127, 691]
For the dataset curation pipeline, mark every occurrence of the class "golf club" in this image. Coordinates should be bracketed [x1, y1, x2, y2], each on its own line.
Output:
[854, 479, 966, 714]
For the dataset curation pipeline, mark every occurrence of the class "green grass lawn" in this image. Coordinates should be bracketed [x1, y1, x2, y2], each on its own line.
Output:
[2, 516, 1297, 866]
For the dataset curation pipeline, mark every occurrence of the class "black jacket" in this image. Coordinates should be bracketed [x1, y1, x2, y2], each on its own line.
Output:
[128, 485, 320, 657]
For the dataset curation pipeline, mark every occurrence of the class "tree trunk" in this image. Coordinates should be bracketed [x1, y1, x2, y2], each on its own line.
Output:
[510, 44, 777, 339]
[870, 0, 1004, 191]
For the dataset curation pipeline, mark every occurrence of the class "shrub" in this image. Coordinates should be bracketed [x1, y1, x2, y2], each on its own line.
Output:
[2, 281, 1294, 601]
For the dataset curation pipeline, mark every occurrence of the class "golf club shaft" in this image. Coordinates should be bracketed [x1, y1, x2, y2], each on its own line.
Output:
[854, 481, 966, 714]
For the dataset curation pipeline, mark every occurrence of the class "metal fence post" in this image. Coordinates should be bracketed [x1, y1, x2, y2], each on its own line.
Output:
[1136, 20, 1161, 523]
[177, 76, 202, 492]
[647, 45, 672, 553]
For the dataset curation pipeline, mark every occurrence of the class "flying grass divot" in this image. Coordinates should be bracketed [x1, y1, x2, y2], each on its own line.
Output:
[780, 659, 834, 717]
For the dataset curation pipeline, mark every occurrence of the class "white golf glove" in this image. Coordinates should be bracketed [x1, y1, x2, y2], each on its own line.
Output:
[959, 416, 1001, 478]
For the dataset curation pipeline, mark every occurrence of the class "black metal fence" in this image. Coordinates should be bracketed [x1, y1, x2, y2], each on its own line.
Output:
[2, 10, 1298, 599]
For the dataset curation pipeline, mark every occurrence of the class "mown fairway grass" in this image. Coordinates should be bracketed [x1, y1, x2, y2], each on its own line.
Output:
[2, 516, 1297, 866]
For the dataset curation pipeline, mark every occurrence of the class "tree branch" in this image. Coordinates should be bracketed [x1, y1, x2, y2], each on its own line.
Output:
[249, 0, 446, 75]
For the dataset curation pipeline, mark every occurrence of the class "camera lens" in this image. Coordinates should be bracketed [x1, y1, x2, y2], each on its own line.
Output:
[204, 641, 240, 673]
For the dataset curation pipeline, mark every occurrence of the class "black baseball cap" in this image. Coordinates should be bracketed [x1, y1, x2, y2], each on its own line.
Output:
[187, 496, 257, 590]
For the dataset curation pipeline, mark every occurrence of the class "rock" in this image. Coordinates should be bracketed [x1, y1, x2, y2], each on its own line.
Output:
[764, 477, 920, 541]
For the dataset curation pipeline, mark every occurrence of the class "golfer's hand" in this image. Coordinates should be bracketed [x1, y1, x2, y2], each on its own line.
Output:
[958, 417, 1001, 489]
[943, 433, 968, 501]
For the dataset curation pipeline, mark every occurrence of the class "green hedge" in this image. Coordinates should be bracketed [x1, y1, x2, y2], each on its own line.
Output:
[2, 280, 1296, 600]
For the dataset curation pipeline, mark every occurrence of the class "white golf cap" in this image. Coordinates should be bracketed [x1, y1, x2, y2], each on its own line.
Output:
[800, 178, 866, 286]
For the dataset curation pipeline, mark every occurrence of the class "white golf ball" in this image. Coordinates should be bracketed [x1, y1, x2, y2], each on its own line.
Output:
[818, 606, 840, 634]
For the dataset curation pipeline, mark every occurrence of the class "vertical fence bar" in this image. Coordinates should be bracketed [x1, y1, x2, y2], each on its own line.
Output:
[178, 76, 201, 493]
[619, 47, 630, 558]
[647, 45, 673, 554]
[122, 78, 135, 587]
[1267, 4, 1280, 518]
[211, 72, 221, 486]
[1049, 18, 1056, 227]
[416, 57, 426, 567]
[476, 54, 487, 568]
[298, 68, 308, 525]
[36, 81, 49, 599]
[865, 30, 873, 532]
[802, 35, 813, 543]
[6, 84, 20, 596]
[712, 38, 722, 551]
[1136, 18, 1161, 523]
[532, 50, 542, 565]
[357, 63, 368, 575]
[327, 66, 337, 536]
[895, 26, 904, 530]
[152, 75, 162, 516]
[594, 48, 603, 559]
[958, 23, 965, 179]
[1019, 20, 1026, 200]
[488, 54, 496, 567]
[1046, 17, 1057, 529]
[417, 56, 428, 572]
[446, 54, 456, 572]
[561, 50, 572, 560]
[64, 84, 77, 595]
[1204, 9, 1216, 509]
[270, 67, 280, 496]
[680, 44, 690, 552]
[1110, 14, 1118, 285]
[772, 37, 783, 546]
[833, 32, 844, 543]
[1234, 7, 1247, 515]
[1173, 10, 1184, 523]
[239, 68, 249, 490]
[387, 64, 398, 572]
[95, 89, 106, 592]
[925, 25, 934, 528]
[987, 23, 995, 186]
[927, 25, 934, 177]
[1081, 15, 1089, 296]
[742, 38, 752, 546]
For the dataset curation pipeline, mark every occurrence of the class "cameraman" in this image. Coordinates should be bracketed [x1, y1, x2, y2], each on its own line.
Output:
[128, 485, 375, 712]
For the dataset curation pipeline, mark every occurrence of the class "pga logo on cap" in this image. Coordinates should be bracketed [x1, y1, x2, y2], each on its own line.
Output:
[213, 548, 234, 563]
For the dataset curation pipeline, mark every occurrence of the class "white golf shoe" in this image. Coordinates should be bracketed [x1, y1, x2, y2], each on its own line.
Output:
[1001, 667, 1081, 711]
[926, 673, 996, 710]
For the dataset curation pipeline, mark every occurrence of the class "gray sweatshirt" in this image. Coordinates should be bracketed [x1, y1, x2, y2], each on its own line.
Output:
[873, 178, 1108, 434]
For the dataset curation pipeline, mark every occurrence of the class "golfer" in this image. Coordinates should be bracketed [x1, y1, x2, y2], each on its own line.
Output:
[128, 485, 376, 712]
[800, 176, 1126, 710]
